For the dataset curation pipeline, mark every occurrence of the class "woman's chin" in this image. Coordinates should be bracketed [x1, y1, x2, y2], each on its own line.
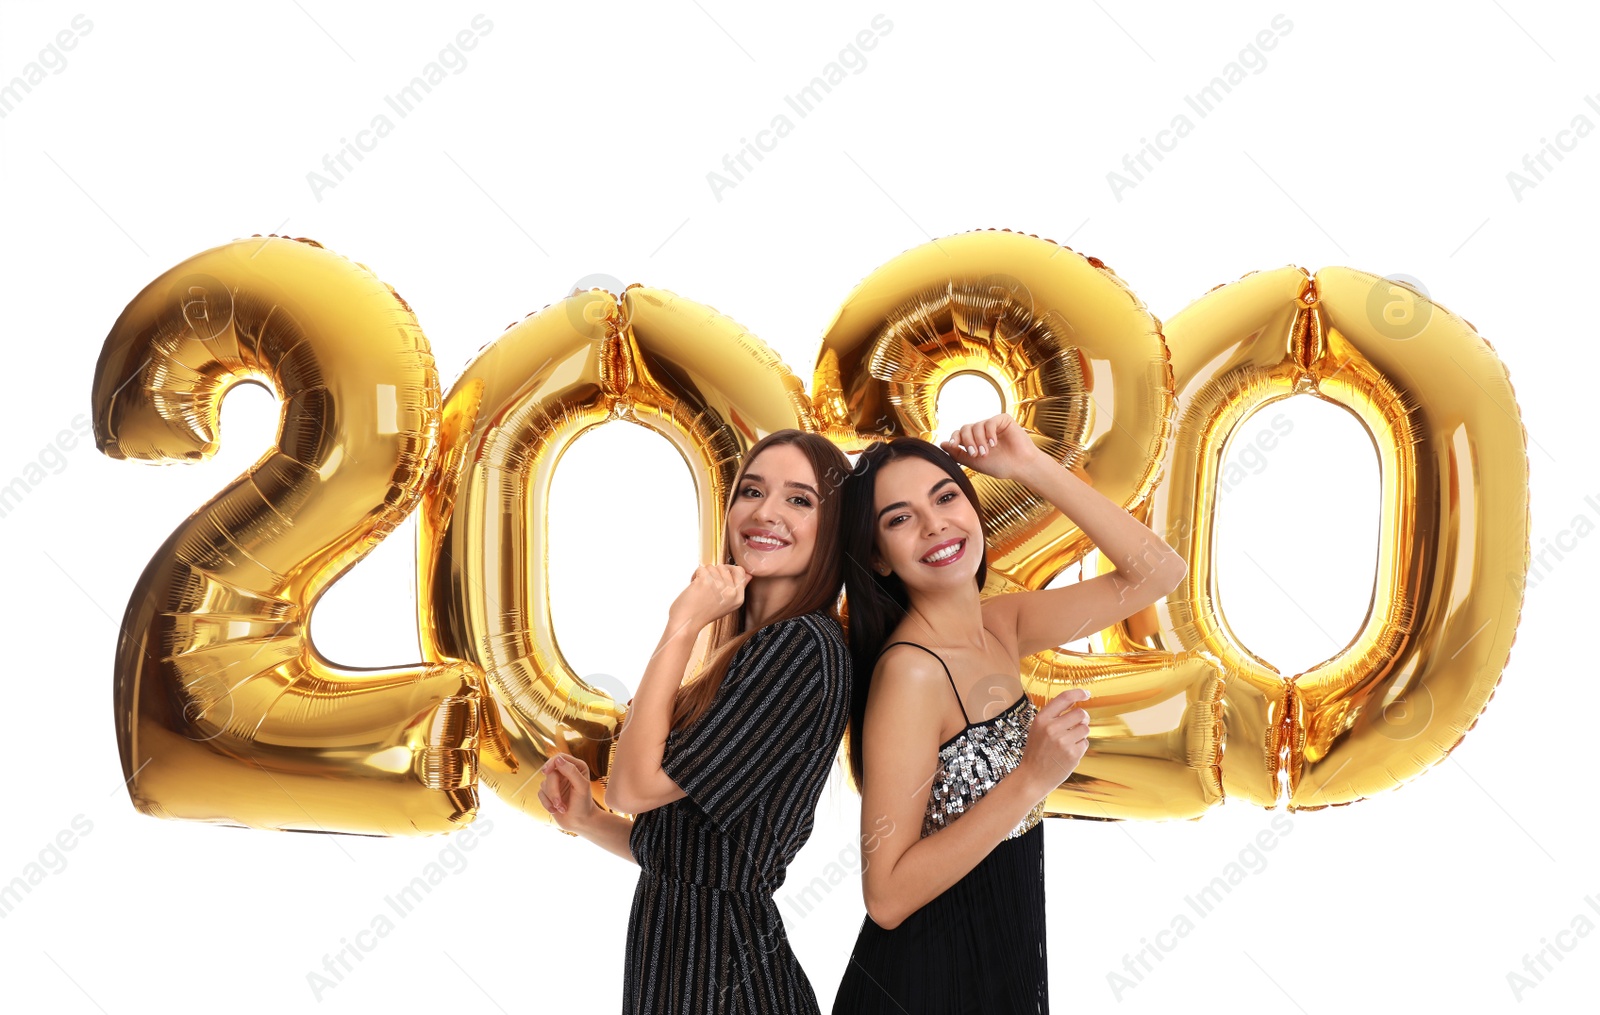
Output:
[738, 559, 807, 580]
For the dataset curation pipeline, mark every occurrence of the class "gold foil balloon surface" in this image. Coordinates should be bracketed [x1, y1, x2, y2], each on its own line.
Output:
[818, 228, 1225, 820]
[91, 236, 483, 836]
[93, 230, 1527, 833]
[812, 228, 1174, 589]
[416, 286, 817, 825]
[817, 231, 1528, 818]
[1094, 266, 1530, 810]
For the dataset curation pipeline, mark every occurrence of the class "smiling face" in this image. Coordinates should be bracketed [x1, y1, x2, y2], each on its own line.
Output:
[870, 454, 984, 589]
[725, 442, 822, 581]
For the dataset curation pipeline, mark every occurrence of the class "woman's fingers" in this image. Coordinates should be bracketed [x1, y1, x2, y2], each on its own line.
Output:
[1037, 686, 1091, 720]
[551, 754, 586, 785]
[946, 415, 1019, 457]
[537, 774, 564, 814]
[943, 425, 981, 459]
[541, 755, 596, 816]
[709, 563, 745, 589]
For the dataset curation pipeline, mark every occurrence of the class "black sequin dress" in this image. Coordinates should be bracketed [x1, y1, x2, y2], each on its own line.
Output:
[832, 642, 1048, 1014]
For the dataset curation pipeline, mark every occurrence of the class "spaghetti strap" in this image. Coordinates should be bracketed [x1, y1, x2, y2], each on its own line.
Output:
[837, 641, 1049, 1012]
[879, 641, 970, 725]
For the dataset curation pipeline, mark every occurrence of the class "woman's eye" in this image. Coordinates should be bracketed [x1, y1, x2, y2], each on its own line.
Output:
[789, 495, 812, 508]
[938, 491, 957, 504]
[741, 486, 760, 498]
[887, 514, 907, 527]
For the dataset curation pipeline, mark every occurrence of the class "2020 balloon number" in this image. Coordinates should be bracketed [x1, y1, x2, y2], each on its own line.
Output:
[91, 229, 1529, 836]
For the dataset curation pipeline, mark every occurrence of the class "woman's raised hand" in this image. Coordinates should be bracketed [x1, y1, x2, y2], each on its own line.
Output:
[667, 563, 751, 632]
[938, 412, 1045, 482]
[1015, 687, 1092, 798]
[539, 753, 599, 833]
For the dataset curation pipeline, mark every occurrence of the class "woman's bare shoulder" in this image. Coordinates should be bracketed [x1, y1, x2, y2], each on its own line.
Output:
[870, 640, 949, 695]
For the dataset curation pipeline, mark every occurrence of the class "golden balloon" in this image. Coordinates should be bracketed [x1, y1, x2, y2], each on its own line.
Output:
[1098, 266, 1531, 809]
[91, 232, 1529, 833]
[91, 235, 484, 836]
[417, 285, 818, 826]
[812, 227, 1174, 590]
[815, 228, 1225, 821]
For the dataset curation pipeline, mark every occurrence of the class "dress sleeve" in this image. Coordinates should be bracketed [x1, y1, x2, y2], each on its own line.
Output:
[659, 617, 836, 832]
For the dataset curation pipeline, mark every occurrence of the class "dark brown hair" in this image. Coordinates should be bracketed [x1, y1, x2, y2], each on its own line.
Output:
[840, 437, 988, 790]
[670, 430, 852, 730]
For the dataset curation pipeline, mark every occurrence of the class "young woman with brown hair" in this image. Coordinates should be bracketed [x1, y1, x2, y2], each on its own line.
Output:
[540, 429, 855, 1014]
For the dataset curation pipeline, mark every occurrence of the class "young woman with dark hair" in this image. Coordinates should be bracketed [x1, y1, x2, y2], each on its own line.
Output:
[830, 412, 1186, 1014]
[538, 429, 854, 1015]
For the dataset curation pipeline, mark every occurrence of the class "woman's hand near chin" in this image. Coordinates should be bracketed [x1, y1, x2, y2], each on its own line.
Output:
[666, 563, 751, 633]
[938, 412, 1049, 482]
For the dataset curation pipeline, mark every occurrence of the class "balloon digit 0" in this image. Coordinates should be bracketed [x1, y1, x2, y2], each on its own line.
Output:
[418, 286, 818, 823]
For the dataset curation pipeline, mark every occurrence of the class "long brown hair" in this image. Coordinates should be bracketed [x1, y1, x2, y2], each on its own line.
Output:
[669, 430, 851, 730]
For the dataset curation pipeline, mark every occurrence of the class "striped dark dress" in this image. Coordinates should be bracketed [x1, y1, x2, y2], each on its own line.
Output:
[624, 610, 852, 1014]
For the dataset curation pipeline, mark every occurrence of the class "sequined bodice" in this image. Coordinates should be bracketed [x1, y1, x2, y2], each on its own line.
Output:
[922, 692, 1045, 840]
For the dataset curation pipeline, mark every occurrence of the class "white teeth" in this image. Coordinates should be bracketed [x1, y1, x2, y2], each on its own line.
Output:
[746, 534, 786, 550]
[922, 540, 962, 563]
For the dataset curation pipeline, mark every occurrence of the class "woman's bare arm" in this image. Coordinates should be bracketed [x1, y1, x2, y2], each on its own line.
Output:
[986, 456, 1186, 657]
[605, 619, 699, 814]
[940, 415, 1185, 657]
[609, 565, 749, 814]
[857, 647, 1056, 930]
[571, 807, 639, 864]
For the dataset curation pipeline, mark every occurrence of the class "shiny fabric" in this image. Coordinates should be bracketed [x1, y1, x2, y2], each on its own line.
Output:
[833, 641, 1048, 1013]
[924, 692, 1045, 841]
[625, 612, 852, 1014]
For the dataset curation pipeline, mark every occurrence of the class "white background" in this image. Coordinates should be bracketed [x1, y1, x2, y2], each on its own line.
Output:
[1, 1, 1594, 1011]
